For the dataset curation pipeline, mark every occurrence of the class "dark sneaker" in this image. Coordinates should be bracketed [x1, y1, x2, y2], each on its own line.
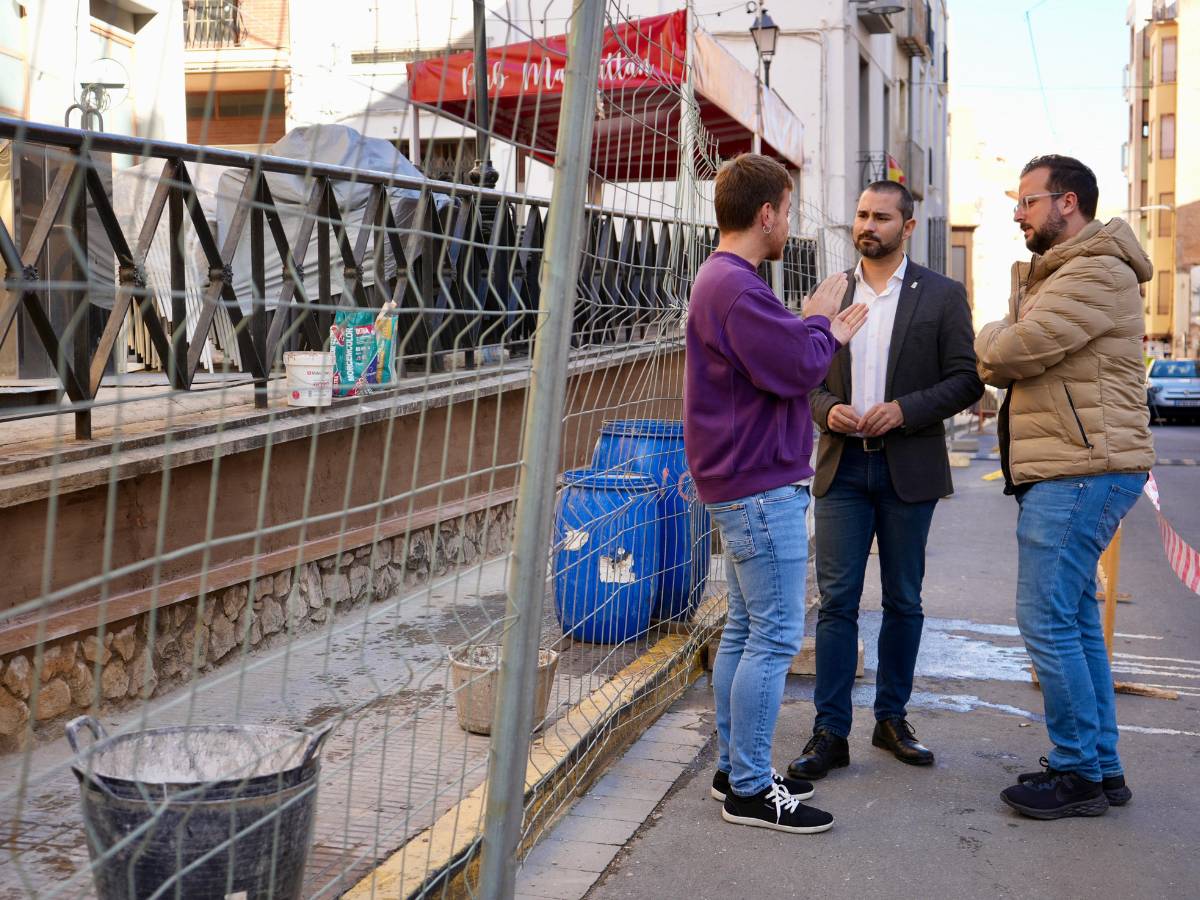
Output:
[1001, 771, 1109, 820]
[722, 782, 834, 834]
[871, 718, 935, 766]
[787, 730, 850, 780]
[1101, 773, 1132, 806]
[711, 768, 814, 802]
[1017, 757, 1131, 806]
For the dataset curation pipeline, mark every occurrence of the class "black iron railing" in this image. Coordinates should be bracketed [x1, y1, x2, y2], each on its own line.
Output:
[0, 118, 819, 439]
[858, 151, 890, 188]
[183, 0, 245, 49]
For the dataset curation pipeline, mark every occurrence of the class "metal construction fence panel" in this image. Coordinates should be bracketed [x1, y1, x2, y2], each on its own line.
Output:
[0, 2, 858, 897]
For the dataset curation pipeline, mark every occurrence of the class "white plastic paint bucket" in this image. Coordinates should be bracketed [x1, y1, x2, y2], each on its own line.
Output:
[283, 351, 334, 407]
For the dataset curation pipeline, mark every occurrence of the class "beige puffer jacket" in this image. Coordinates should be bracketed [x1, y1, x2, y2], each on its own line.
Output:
[975, 218, 1155, 486]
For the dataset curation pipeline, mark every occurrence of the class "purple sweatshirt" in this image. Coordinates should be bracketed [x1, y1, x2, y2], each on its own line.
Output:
[684, 251, 840, 504]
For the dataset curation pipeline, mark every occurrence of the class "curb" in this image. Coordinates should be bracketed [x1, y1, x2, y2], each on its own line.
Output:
[344, 593, 727, 899]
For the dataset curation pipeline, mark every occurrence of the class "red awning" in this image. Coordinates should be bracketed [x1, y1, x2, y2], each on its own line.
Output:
[407, 10, 804, 183]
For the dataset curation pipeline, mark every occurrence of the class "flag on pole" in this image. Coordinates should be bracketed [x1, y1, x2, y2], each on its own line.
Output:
[886, 153, 906, 185]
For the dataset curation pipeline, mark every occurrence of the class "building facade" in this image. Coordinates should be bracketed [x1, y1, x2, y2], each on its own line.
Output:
[1, 0, 186, 141]
[1, 0, 187, 380]
[183, 0, 290, 150]
[1125, 0, 1200, 359]
[698, 0, 950, 271]
[281, 0, 950, 269]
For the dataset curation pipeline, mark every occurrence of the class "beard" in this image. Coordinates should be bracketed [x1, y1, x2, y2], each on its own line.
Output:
[760, 225, 788, 262]
[855, 230, 903, 259]
[1025, 206, 1067, 254]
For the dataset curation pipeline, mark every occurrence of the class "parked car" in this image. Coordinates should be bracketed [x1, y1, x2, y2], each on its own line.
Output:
[1147, 359, 1200, 423]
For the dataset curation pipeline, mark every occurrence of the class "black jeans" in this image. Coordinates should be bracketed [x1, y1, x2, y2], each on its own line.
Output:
[812, 443, 937, 737]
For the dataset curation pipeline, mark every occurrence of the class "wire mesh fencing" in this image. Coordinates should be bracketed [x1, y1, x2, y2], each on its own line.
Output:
[0, 1, 851, 897]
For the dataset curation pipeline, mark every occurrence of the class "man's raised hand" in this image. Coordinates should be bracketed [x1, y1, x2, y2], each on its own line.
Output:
[802, 272, 849, 321]
[830, 303, 869, 346]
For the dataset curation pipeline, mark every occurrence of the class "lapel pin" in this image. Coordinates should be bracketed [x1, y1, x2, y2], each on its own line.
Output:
[910, 281, 918, 289]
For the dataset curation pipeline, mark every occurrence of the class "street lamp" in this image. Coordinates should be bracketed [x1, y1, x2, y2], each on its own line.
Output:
[1121, 203, 1175, 233]
[749, 7, 779, 88]
[468, 0, 499, 188]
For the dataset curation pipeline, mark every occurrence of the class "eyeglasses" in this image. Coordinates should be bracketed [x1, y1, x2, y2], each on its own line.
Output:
[1014, 191, 1066, 214]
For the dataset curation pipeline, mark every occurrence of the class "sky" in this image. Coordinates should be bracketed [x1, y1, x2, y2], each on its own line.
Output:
[948, 0, 1132, 219]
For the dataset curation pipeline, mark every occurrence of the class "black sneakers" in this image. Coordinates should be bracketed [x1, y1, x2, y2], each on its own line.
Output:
[722, 782, 835, 834]
[1001, 770, 1110, 820]
[1017, 757, 1132, 806]
[711, 767, 814, 802]
[787, 730, 850, 780]
[1099, 772, 1133, 806]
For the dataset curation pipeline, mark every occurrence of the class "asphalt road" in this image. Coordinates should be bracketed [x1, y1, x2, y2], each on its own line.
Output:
[586, 424, 1200, 900]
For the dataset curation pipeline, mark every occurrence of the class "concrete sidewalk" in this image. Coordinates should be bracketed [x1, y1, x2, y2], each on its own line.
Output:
[0, 555, 655, 900]
[524, 429, 1200, 900]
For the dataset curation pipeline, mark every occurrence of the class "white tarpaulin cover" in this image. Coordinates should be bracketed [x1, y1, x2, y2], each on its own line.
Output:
[112, 158, 228, 370]
[216, 124, 448, 313]
[111, 126, 447, 370]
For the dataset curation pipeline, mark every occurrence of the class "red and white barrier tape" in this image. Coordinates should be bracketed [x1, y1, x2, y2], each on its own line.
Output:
[1144, 473, 1200, 595]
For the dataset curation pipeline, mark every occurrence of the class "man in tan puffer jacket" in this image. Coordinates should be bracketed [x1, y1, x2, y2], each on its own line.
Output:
[975, 155, 1154, 822]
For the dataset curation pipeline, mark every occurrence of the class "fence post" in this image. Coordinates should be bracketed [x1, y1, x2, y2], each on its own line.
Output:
[477, 1, 608, 898]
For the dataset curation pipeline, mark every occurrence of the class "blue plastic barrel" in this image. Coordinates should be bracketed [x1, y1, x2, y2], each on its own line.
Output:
[553, 469, 661, 644]
[590, 419, 711, 620]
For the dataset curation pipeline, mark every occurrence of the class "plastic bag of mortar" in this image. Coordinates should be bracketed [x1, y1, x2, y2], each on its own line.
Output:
[330, 303, 397, 397]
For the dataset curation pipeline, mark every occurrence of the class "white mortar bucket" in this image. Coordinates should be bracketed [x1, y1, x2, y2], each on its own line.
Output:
[283, 351, 334, 407]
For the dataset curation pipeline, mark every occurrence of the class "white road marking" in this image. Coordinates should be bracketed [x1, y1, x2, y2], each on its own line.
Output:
[1118, 725, 1200, 737]
[1112, 666, 1200, 680]
[1114, 632, 1165, 640]
[1108, 657, 1195, 672]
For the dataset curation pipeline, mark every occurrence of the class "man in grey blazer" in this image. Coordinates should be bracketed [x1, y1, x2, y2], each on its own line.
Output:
[788, 181, 983, 780]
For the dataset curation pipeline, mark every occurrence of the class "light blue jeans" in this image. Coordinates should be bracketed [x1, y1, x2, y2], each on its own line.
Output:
[708, 484, 809, 797]
[1015, 472, 1147, 782]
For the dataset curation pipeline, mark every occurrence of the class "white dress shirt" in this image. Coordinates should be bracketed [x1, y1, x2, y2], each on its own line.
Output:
[849, 255, 908, 419]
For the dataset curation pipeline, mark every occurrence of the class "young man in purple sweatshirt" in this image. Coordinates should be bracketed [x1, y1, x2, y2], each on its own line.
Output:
[684, 154, 868, 835]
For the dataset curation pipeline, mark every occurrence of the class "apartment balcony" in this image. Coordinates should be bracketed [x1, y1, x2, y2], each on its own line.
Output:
[1152, 1, 1179, 21]
[858, 151, 892, 188]
[895, 1, 932, 58]
[183, 0, 287, 78]
[183, 0, 244, 49]
[853, 1, 901, 35]
[859, 145, 928, 199]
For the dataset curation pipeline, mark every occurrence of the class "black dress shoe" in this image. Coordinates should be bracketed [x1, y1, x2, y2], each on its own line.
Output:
[787, 730, 849, 780]
[871, 718, 934, 766]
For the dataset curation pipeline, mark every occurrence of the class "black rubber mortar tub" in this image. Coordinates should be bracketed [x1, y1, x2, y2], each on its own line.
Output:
[66, 715, 334, 900]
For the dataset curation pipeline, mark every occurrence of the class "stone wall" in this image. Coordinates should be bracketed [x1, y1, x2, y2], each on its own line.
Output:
[0, 502, 514, 753]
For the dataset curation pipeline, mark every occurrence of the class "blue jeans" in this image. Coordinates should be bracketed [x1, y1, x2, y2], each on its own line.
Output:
[708, 484, 810, 797]
[1015, 472, 1146, 782]
[813, 444, 938, 738]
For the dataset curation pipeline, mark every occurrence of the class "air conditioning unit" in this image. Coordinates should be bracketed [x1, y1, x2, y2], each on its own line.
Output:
[854, 1, 903, 35]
